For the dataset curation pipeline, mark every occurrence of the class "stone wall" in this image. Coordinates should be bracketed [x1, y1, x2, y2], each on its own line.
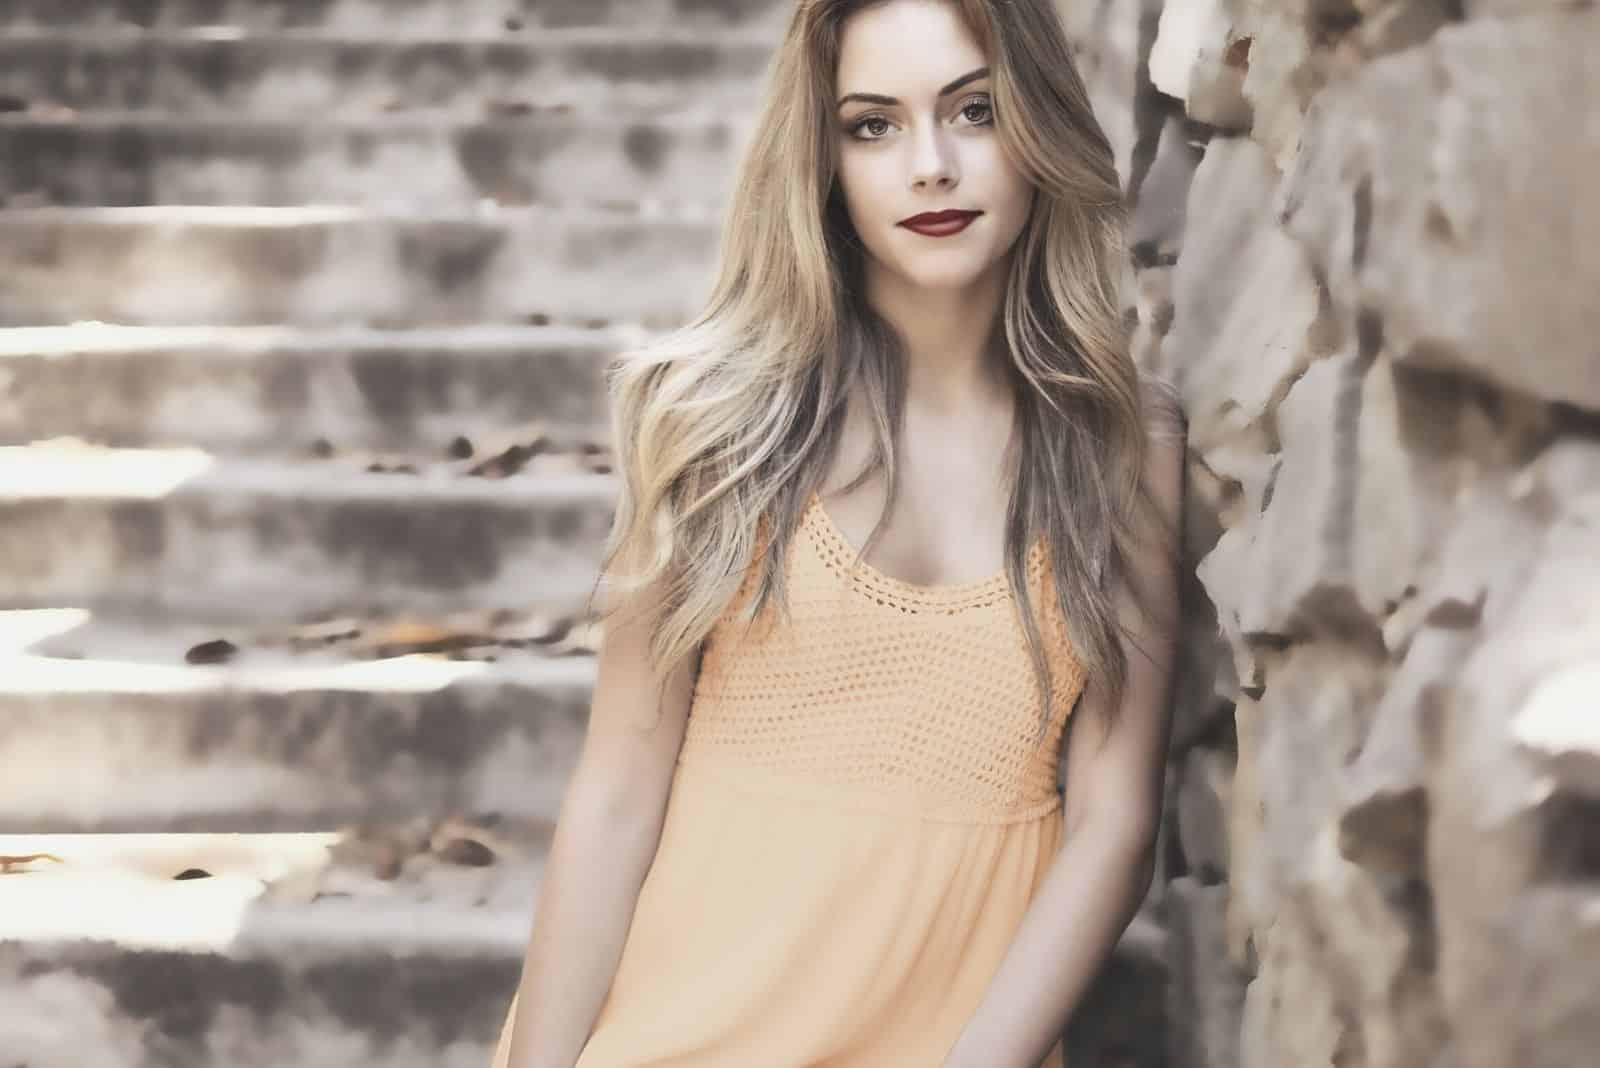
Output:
[1075, 0, 1600, 1063]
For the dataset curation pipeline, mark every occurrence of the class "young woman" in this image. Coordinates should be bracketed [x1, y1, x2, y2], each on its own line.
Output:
[494, 1, 1186, 1065]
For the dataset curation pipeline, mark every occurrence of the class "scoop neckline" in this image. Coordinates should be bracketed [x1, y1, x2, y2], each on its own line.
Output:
[804, 489, 1039, 602]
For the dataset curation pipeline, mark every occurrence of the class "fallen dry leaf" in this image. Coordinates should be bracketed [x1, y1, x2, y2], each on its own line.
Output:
[0, 852, 65, 874]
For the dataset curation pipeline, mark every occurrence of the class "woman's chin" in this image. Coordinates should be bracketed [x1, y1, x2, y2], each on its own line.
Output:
[893, 261, 994, 293]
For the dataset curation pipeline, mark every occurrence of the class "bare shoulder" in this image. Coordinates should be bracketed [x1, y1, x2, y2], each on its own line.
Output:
[1137, 374, 1187, 441]
[1134, 374, 1186, 516]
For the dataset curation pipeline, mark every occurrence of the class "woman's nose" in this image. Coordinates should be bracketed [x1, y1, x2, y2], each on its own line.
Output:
[909, 124, 958, 191]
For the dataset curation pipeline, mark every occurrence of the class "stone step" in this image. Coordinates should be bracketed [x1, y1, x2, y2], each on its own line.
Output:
[0, 324, 636, 454]
[0, 608, 595, 832]
[0, 112, 745, 209]
[0, 825, 548, 894]
[0, 442, 622, 620]
[0, 829, 542, 1066]
[0, 0, 788, 34]
[0, 205, 718, 327]
[0, 29, 774, 117]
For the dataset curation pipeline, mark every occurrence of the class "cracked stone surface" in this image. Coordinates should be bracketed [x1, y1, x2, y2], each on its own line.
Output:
[1145, 2, 1600, 1065]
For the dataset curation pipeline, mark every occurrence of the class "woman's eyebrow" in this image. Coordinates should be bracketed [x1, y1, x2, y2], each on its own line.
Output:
[836, 66, 990, 110]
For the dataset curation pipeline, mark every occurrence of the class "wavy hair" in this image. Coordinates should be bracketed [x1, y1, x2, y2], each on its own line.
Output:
[592, 0, 1183, 744]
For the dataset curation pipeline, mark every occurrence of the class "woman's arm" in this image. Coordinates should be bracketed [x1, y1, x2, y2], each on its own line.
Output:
[943, 396, 1187, 1068]
[494, 786, 676, 1068]
[496, 564, 702, 1068]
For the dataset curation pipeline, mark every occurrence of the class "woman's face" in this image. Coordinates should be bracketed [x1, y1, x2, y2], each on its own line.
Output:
[832, 0, 1035, 295]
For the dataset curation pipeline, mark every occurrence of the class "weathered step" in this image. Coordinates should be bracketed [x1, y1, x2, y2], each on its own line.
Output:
[0, 608, 595, 832]
[0, 206, 718, 327]
[0, 0, 788, 33]
[0, 829, 544, 1067]
[0, 112, 744, 209]
[0, 443, 621, 620]
[0, 324, 635, 453]
[0, 30, 774, 117]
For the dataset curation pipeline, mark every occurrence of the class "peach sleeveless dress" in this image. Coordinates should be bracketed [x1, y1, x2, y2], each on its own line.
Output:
[493, 489, 1086, 1067]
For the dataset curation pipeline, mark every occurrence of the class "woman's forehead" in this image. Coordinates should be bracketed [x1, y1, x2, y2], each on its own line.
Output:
[835, 4, 987, 94]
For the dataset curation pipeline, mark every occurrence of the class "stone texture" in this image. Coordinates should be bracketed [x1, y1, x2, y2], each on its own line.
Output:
[1236, 349, 1373, 644]
[0, 33, 776, 117]
[1054, 0, 1152, 198]
[1148, 0, 1252, 129]
[0, 648, 594, 833]
[1132, 0, 1599, 1056]
[1165, 876, 1248, 1068]
[1175, 745, 1232, 881]
[0, 0, 792, 32]
[1, 937, 521, 1068]
[1277, 11, 1600, 412]
[0, 207, 720, 328]
[0, 443, 619, 620]
[1166, 134, 1327, 484]
[0, 324, 620, 453]
[1428, 474, 1600, 1068]
[0, 113, 749, 208]
[0, 0, 724, 1056]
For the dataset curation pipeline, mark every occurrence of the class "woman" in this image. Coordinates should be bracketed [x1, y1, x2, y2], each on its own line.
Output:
[495, 1, 1185, 1065]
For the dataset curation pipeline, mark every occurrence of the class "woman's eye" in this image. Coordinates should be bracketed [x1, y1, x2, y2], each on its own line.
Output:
[851, 115, 892, 139]
[961, 97, 993, 124]
[847, 96, 992, 140]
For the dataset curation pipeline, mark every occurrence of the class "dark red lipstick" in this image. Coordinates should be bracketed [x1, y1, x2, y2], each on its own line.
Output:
[897, 209, 981, 237]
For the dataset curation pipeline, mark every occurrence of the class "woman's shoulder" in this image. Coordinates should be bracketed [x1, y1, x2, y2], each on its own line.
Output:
[1136, 373, 1187, 436]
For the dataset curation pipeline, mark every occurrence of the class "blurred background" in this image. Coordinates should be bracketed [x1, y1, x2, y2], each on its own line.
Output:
[0, 0, 1595, 1066]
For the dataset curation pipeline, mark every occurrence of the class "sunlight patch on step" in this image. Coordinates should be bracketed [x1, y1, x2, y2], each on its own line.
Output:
[5, 205, 369, 225]
[0, 444, 213, 495]
[0, 323, 302, 355]
[1, 650, 510, 694]
[0, 609, 598, 693]
[0, 869, 265, 949]
[0, 321, 649, 355]
[0, 832, 340, 881]
[0, 608, 90, 650]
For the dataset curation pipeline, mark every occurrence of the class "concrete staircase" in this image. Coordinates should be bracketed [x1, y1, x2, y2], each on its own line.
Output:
[0, 2, 784, 1064]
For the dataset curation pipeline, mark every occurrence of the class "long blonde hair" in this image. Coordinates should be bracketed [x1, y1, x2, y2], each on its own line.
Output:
[594, 0, 1182, 743]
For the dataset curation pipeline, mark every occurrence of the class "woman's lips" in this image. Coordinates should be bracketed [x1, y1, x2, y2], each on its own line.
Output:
[898, 211, 980, 237]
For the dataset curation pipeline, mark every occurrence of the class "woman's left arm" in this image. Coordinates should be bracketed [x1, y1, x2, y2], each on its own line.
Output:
[943, 401, 1188, 1068]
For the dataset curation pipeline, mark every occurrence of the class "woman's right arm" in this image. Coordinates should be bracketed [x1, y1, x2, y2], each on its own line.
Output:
[497, 563, 702, 1068]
